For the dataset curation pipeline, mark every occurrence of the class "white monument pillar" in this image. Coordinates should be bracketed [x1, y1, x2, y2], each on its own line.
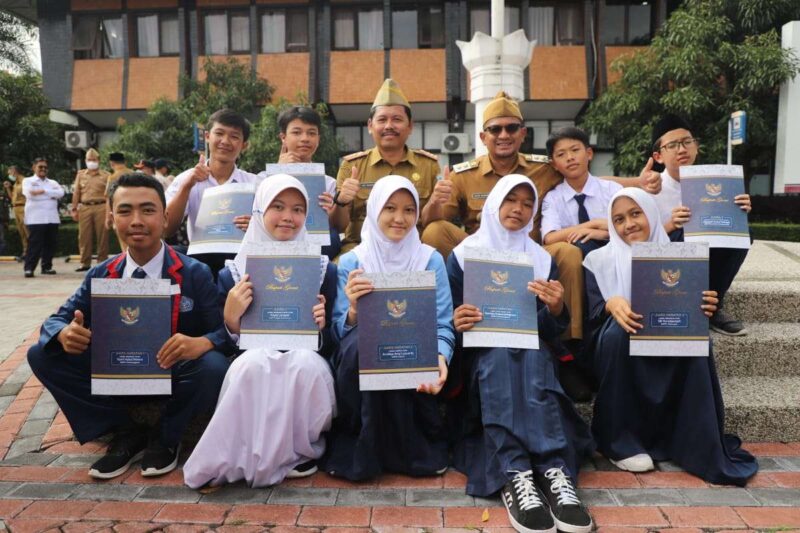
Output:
[775, 21, 800, 194]
[457, 0, 535, 158]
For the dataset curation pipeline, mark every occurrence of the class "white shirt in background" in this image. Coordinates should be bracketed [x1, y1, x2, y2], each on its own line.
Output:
[22, 176, 65, 225]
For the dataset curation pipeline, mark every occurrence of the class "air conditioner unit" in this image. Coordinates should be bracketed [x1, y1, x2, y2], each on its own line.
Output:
[441, 133, 471, 154]
[65, 131, 90, 149]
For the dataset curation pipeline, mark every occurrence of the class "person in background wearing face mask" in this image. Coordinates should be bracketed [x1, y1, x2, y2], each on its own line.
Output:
[71, 148, 111, 272]
[22, 157, 65, 277]
[3, 165, 28, 260]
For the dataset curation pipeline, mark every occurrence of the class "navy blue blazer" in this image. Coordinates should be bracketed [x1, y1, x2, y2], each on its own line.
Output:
[38, 244, 229, 355]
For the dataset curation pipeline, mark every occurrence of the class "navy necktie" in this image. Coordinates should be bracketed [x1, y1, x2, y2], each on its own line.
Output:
[574, 194, 589, 224]
[132, 267, 147, 279]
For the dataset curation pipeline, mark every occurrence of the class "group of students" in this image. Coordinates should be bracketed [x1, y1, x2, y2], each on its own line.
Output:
[28, 97, 760, 533]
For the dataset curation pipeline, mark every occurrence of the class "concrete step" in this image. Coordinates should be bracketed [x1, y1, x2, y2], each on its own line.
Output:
[724, 281, 800, 323]
[721, 376, 800, 441]
[713, 322, 800, 377]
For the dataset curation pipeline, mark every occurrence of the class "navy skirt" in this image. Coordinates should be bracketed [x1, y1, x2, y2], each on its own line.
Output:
[452, 346, 594, 497]
[320, 327, 448, 480]
[591, 317, 758, 486]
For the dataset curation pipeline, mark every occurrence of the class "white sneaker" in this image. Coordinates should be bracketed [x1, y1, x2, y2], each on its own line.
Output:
[610, 453, 654, 472]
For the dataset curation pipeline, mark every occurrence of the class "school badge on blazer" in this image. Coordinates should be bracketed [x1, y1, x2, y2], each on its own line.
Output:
[273, 265, 293, 283]
[704, 183, 722, 197]
[119, 306, 140, 326]
[387, 299, 408, 319]
[180, 296, 194, 312]
[660, 268, 681, 288]
[490, 270, 509, 287]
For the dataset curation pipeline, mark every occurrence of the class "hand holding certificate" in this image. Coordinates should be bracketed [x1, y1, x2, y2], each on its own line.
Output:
[187, 182, 256, 255]
[630, 242, 710, 357]
[357, 271, 439, 391]
[679, 164, 750, 249]
[265, 163, 331, 246]
[91, 278, 172, 395]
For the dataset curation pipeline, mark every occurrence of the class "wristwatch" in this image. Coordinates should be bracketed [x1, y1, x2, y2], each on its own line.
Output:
[333, 191, 352, 207]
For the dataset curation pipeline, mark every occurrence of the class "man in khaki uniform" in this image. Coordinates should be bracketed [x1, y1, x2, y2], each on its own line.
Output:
[105, 152, 132, 252]
[333, 79, 445, 256]
[4, 165, 28, 258]
[71, 148, 110, 271]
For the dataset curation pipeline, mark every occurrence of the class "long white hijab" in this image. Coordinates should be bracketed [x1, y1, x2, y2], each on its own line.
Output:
[351, 175, 435, 273]
[583, 187, 670, 300]
[452, 174, 553, 279]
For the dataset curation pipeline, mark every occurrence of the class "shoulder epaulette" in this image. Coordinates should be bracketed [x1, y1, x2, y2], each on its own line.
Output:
[343, 150, 369, 162]
[452, 160, 479, 173]
[524, 153, 551, 164]
[414, 149, 439, 161]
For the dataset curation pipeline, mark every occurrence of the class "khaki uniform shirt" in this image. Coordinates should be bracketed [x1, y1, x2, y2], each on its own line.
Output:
[10, 179, 25, 206]
[73, 169, 110, 204]
[106, 167, 133, 195]
[445, 153, 562, 243]
[336, 146, 440, 250]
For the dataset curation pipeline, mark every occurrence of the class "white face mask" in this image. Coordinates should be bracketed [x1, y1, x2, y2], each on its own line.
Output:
[86, 161, 100, 170]
[7, 175, 15, 181]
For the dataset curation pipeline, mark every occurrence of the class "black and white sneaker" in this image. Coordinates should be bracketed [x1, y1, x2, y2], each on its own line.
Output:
[286, 460, 318, 479]
[141, 440, 180, 477]
[710, 309, 747, 336]
[501, 470, 556, 533]
[538, 467, 592, 533]
[88, 427, 148, 479]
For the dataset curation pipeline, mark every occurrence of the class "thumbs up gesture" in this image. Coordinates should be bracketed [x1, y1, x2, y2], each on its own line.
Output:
[638, 157, 662, 194]
[57, 310, 92, 355]
[431, 165, 453, 206]
[337, 166, 361, 206]
[190, 153, 211, 186]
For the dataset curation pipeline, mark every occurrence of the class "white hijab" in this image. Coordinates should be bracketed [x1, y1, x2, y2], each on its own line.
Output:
[583, 187, 670, 300]
[231, 174, 327, 281]
[452, 174, 553, 279]
[352, 175, 435, 273]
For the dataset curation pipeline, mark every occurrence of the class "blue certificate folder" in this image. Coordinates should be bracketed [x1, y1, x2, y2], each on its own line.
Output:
[679, 165, 750, 249]
[90, 279, 172, 395]
[265, 163, 331, 246]
[239, 242, 322, 351]
[462, 247, 539, 350]
[187, 182, 256, 255]
[630, 242, 710, 357]
[357, 271, 439, 391]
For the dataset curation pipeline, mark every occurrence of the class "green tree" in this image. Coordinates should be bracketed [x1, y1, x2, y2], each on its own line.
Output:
[240, 97, 342, 176]
[0, 10, 34, 73]
[582, 0, 800, 179]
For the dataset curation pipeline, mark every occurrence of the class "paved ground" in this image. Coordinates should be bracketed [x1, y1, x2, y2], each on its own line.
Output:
[1, 248, 800, 532]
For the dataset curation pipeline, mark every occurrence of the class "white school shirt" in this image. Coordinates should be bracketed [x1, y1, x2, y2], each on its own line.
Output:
[22, 176, 65, 225]
[166, 164, 259, 241]
[540, 174, 622, 237]
[122, 242, 166, 279]
[652, 170, 682, 228]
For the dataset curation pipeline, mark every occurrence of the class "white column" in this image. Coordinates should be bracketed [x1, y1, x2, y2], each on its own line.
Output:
[491, 0, 505, 39]
[775, 21, 800, 194]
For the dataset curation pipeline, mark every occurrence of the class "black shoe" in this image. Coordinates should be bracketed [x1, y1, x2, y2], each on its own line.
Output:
[41, 268, 57, 275]
[141, 439, 180, 477]
[537, 467, 592, 533]
[710, 309, 747, 336]
[88, 427, 148, 479]
[15, 256, 23, 263]
[501, 470, 555, 533]
[286, 460, 318, 479]
[75, 265, 90, 272]
[558, 361, 593, 403]
[24, 271, 33, 278]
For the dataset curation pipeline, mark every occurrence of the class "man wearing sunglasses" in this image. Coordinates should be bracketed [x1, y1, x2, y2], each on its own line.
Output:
[22, 157, 65, 278]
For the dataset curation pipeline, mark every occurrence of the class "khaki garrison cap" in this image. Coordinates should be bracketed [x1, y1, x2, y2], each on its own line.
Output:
[483, 91, 523, 126]
[372, 78, 411, 110]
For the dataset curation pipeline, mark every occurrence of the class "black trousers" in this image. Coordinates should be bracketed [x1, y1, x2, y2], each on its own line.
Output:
[25, 223, 59, 272]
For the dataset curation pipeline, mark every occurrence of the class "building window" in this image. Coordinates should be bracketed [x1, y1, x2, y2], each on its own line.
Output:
[392, 4, 445, 49]
[469, 3, 520, 35]
[203, 10, 250, 55]
[601, 0, 653, 45]
[135, 13, 179, 57]
[528, 3, 584, 46]
[332, 7, 383, 50]
[72, 15, 124, 59]
[261, 9, 308, 53]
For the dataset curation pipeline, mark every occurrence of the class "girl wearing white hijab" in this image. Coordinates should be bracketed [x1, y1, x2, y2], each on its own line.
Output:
[183, 175, 338, 488]
[320, 175, 455, 480]
[448, 175, 594, 533]
[583, 188, 756, 485]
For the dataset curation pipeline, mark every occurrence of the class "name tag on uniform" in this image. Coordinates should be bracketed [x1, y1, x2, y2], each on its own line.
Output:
[472, 193, 489, 200]
[361, 182, 376, 189]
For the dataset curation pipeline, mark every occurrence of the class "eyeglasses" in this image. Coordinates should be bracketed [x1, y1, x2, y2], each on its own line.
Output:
[659, 138, 699, 152]
[484, 123, 523, 136]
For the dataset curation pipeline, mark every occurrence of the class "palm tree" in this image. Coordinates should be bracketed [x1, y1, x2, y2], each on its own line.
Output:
[0, 10, 34, 73]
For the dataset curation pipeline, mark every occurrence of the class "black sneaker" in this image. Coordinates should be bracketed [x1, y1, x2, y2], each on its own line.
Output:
[558, 361, 593, 403]
[537, 467, 592, 533]
[286, 460, 318, 479]
[501, 470, 556, 533]
[24, 271, 33, 278]
[41, 268, 57, 275]
[710, 309, 747, 336]
[141, 439, 180, 477]
[88, 427, 148, 479]
[75, 265, 90, 272]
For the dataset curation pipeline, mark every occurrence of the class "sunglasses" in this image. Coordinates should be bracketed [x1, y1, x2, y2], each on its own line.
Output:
[484, 123, 523, 136]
